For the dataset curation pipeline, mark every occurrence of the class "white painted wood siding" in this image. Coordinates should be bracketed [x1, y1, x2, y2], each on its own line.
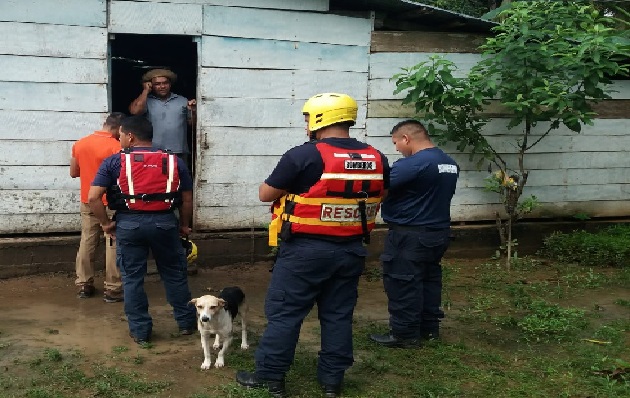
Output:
[0, 2, 108, 234]
[197, 6, 371, 230]
[203, 6, 370, 46]
[367, 50, 630, 222]
[0, 0, 106, 27]
[109, 1, 203, 35]
[112, 0, 329, 12]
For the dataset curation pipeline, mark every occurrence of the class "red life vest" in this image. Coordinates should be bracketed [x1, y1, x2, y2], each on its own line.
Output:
[116, 150, 181, 212]
[269, 142, 384, 246]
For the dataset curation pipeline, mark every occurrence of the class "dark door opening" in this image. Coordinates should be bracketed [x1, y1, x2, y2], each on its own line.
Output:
[109, 34, 198, 173]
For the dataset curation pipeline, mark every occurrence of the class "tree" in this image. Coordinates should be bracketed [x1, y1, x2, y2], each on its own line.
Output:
[392, 1, 629, 268]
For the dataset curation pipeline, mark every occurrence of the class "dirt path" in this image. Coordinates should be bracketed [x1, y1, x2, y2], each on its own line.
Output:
[0, 261, 391, 396]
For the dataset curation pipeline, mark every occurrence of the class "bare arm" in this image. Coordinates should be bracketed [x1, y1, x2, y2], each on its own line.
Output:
[69, 157, 80, 178]
[178, 190, 193, 236]
[259, 183, 287, 203]
[87, 186, 115, 235]
[129, 82, 152, 115]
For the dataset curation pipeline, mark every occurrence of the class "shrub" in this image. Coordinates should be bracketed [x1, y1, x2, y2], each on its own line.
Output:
[540, 224, 630, 268]
[517, 300, 588, 342]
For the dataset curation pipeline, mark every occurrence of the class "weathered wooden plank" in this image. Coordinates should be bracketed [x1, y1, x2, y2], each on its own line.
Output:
[2, 55, 107, 84]
[0, 190, 78, 215]
[197, 182, 259, 207]
[366, 117, 630, 137]
[0, 22, 107, 59]
[376, 146, 630, 172]
[607, 80, 630, 99]
[203, 6, 370, 46]
[199, 98, 367, 128]
[458, 168, 630, 188]
[367, 99, 630, 119]
[0, 141, 73, 166]
[196, 200, 630, 229]
[196, 155, 280, 184]
[0, 166, 79, 190]
[0, 82, 108, 112]
[195, 205, 271, 230]
[0, 214, 80, 234]
[201, 36, 369, 72]
[110, 1, 202, 35]
[116, 0, 328, 11]
[200, 68, 367, 100]
[371, 31, 489, 54]
[0, 0, 106, 27]
[199, 127, 366, 156]
[452, 200, 630, 222]
[0, 111, 106, 141]
[452, 184, 630, 206]
[370, 52, 481, 80]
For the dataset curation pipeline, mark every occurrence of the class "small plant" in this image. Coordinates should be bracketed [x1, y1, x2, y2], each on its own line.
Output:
[112, 346, 129, 354]
[614, 299, 630, 308]
[517, 300, 588, 341]
[43, 348, 62, 362]
[541, 224, 630, 267]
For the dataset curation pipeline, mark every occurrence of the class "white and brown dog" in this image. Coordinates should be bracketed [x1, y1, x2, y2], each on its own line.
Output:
[189, 286, 249, 369]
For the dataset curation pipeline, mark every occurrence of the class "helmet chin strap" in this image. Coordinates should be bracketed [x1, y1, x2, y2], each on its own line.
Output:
[309, 130, 318, 141]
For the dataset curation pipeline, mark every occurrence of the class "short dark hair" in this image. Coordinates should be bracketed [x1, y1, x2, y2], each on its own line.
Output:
[104, 112, 126, 131]
[121, 116, 153, 142]
[390, 119, 428, 136]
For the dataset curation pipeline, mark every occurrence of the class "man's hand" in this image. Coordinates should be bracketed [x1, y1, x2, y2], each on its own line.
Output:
[187, 99, 196, 109]
[179, 226, 192, 236]
[101, 220, 116, 237]
[143, 81, 152, 93]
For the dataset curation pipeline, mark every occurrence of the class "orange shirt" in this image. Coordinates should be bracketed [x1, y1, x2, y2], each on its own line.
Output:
[72, 131, 121, 204]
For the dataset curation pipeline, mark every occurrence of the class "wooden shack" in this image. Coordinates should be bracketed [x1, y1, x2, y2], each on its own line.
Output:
[0, 0, 628, 236]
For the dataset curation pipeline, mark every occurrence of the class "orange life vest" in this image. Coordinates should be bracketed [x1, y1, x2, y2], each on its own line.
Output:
[269, 142, 384, 246]
[112, 149, 181, 212]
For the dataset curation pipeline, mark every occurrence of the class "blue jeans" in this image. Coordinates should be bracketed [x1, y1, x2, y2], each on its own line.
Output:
[115, 212, 196, 340]
[381, 228, 451, 339]
[255, 237, 366, 386]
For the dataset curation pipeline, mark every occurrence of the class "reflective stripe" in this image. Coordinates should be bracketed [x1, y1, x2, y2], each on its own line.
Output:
[124, 153, 135, 204]
[320, 173, 383, 180]
[333, 153, 376, 159]
[165, 154, 174, 202]
[288, 195, 381, 205]
[283, 214, 376, 226]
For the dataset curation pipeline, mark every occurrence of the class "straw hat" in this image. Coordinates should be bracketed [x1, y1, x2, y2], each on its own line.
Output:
[142, 68, 177, 83]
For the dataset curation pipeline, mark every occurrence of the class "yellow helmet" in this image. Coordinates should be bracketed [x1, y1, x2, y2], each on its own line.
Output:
[302, 93, 357, 132]
[181, 238, 198, 264]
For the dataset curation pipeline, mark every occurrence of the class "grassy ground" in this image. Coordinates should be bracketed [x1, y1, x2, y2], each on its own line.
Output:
[1, 257, 629, 397]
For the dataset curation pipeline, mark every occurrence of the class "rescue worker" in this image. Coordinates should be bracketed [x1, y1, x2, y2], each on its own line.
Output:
[236, 93, 390, 398]
[369, 119, 459, 348]
[88, 116, 197, 345]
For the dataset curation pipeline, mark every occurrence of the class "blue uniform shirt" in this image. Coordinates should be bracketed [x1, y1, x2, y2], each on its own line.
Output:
[265, 138, 390, 194]
[381, 147, 458, 228]
[92, 147, 193, 191]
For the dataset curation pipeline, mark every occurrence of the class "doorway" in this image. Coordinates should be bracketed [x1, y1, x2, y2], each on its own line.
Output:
[109, 34, 198, 173]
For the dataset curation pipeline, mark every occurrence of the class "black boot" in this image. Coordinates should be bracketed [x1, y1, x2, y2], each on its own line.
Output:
[320, 383, 342, 397]
[236, 370, 286, 397]
[369, 333, 421, 348]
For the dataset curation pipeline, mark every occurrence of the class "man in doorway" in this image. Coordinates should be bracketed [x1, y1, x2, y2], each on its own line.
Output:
[129, 68, 196, 163]
[70, 112, 125, 302]
[369, 119, 459, 348]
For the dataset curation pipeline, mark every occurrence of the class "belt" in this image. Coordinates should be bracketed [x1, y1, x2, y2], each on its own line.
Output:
[387, 223, 447, 232]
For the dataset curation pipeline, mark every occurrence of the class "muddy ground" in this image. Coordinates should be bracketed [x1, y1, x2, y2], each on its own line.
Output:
[0, 261, 397, 397]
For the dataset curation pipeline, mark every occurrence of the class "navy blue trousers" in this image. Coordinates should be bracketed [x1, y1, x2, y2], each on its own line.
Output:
[381, 228, 450, 339]
[255, 237, 366, 386]
[116, 212, 196, 340]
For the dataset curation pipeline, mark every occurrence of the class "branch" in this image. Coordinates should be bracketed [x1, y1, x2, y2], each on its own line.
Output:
[525, 121, 557, 151]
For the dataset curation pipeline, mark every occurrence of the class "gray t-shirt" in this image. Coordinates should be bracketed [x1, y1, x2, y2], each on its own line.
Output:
[145, 93, 189, 154]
